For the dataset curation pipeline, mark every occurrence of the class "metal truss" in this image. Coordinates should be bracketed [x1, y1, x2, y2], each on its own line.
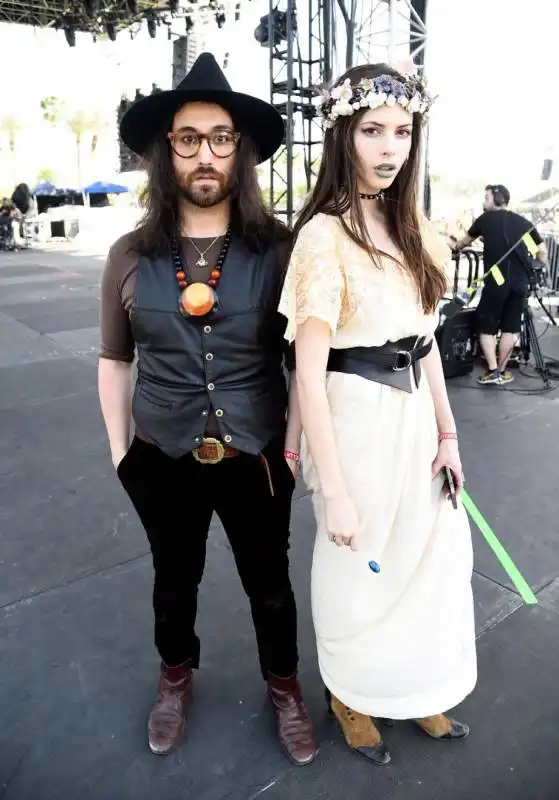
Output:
[266, 0, 331, 226]
[0, 0, 231, 38]
[265, 0, 429, 220]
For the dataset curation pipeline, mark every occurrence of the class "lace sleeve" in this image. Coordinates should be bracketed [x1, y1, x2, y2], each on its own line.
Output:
[278, 215, 347, 343]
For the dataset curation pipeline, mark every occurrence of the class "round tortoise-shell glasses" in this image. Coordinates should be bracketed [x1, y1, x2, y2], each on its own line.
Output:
[167, 130, 241, 159]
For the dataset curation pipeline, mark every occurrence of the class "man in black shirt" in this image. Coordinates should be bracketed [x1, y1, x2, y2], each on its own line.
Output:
[453, 184, 547, 384]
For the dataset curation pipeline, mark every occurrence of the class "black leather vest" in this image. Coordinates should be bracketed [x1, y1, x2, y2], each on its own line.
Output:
[130, 237, 289, 459]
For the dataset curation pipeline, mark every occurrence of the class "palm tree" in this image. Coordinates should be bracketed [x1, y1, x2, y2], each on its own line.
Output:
[40, 96, 66, 126]
[67, 111, 92, 190]
[37, 167, 56, 183]
[0, 116, 22, 185]
[88, 111, 110, 180]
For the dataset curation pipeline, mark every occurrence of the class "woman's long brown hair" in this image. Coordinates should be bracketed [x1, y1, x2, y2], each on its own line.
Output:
[129, 128, 289, 257]
[293, 63, 446, 314]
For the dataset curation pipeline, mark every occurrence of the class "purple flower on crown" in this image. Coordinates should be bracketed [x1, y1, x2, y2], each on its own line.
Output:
[374, 76, 403, 97]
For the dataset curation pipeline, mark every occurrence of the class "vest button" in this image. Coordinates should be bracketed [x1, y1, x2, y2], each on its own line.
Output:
[194, 436, 201, 443]
[202, 410, 208, 416]
[224, 434, 232, 443]
[204, 325, 212, 333]
[207, 383, 215, 391]
[216, 409, 224, 417]
[206, 353, 214, 361]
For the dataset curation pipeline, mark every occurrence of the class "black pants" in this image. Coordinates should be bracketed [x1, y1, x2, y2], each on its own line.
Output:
[476, 285, 527, 335]
[117, 435, 298, 679]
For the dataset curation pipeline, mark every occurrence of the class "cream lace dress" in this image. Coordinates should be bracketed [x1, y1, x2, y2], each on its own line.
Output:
[279, 213, 477, 719]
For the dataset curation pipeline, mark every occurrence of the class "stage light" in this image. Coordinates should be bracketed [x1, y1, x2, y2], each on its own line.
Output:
[106, 21, 117, 41]
[185, 15, 194, 31]
[254, 10, 294, 46]
[64, 26, 76, 47]
[215, 11, 226, 27]
[169, 0, 179, 11]
[147, 16, 157, 37]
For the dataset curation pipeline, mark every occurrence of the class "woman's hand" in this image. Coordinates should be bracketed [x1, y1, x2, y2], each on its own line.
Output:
[431, 438, 464, 492]
[325, 492, 360, 551]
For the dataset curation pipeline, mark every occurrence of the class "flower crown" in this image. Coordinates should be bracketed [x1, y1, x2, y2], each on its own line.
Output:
[317, 70, 434, 128]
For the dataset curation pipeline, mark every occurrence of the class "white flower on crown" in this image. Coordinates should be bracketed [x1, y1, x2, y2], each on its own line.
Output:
[390, 57, 417, 78]
[337, 102, 353, 116]
[367, 91, 387, 109]
[319, 72, 432, 128]
[408, 94, 421, 113]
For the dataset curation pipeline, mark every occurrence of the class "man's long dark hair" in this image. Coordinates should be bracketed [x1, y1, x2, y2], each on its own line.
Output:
[128, 130, 289, 256]
[294, 63, 446, 314]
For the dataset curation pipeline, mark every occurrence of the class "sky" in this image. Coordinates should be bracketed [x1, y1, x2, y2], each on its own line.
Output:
[0, 0, 556, 197]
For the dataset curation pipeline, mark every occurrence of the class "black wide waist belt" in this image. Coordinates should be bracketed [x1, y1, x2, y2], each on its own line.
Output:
[326, 335, 432, 393]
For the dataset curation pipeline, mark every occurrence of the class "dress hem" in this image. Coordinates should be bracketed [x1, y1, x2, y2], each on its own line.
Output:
[320, 660, 477, 720]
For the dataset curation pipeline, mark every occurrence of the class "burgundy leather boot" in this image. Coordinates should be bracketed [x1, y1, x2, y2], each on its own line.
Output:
[147, 661, 193, 755]
[267, 672, 317, 765]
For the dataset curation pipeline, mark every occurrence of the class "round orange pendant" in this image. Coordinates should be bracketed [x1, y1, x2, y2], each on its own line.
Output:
[179, 282, 217, 317]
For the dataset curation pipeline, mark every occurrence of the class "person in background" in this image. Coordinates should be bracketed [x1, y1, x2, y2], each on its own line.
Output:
[453, 184, 548, 384]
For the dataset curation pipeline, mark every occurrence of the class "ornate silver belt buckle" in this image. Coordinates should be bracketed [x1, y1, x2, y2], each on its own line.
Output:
[192, 437, 225, 464]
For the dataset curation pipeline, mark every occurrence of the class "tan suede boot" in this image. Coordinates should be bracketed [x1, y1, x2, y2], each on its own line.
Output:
[327, 690, 391, 765]
[414, 713, 469, 740]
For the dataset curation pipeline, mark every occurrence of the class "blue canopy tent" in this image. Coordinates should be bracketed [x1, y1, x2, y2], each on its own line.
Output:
[84, 181, 129, 195]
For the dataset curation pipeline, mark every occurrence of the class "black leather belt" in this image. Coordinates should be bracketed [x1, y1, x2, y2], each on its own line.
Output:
[326, 336, 432, 393]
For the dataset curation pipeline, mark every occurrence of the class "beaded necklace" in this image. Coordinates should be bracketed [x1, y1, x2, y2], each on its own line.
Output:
[171, 226, 232, 317]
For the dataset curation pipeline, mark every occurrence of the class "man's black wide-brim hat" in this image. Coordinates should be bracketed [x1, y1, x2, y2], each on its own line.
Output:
[120, 52, 284, 164]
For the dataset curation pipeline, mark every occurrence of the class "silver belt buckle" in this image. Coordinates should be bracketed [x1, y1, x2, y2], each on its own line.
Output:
[393, 350, 412, 371]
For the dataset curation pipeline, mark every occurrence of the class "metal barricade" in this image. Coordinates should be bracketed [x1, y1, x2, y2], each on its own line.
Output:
[451, 248, 483, 295]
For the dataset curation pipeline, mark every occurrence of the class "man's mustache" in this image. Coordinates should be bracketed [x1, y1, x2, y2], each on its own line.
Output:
[190, 169, 222, 181]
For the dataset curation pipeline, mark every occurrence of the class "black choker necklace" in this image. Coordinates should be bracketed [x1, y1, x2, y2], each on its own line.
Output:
[359, 190, 384, 200]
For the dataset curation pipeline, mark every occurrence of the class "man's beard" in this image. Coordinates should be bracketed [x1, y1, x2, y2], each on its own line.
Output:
[179, 169, 232, 208]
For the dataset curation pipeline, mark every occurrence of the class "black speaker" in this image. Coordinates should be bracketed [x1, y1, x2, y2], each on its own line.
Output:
[435, 303, 478, 378]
